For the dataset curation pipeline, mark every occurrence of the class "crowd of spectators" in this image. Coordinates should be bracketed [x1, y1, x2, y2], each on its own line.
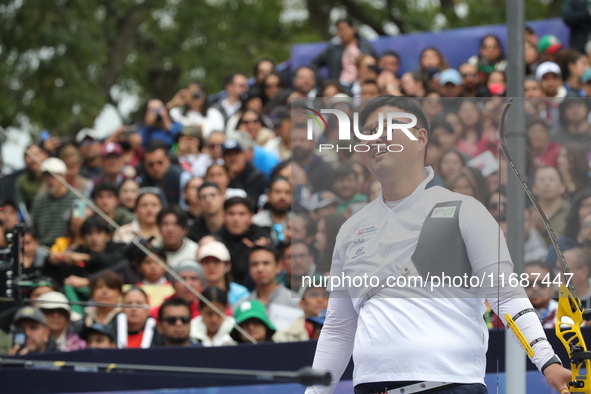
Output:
[2, 9, 591, 357]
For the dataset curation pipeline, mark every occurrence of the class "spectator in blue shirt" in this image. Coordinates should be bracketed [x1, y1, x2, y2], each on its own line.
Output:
[140, 98, 183, 148]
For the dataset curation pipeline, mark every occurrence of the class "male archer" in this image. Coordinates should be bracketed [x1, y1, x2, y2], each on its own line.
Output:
[305, 96, 572, 394]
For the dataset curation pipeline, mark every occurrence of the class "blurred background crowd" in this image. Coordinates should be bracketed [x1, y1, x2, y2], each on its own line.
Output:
[0, 1, 590, 362]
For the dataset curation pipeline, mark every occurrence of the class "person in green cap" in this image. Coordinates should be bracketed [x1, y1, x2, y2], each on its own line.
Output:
[230, 300, 275, 343]
[538, 34, 563, 63]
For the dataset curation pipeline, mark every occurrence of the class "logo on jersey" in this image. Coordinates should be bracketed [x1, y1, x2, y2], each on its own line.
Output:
[431, 206, 457, 218]
[356, 225, 377, 237]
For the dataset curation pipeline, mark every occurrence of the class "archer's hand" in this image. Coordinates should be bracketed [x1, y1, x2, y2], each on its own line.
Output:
[543, 363, 572, 394]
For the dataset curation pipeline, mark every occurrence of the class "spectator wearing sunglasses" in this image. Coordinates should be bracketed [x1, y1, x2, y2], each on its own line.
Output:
[458, 63, 491, 98]
[229, 109, 275, 147]
[155, 298, 201, 347]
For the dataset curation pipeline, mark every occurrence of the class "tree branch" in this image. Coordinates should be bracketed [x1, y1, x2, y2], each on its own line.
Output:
[340, 0, 389, 36]
[384, 0, 407, 34]
[439, 0, 459, 26]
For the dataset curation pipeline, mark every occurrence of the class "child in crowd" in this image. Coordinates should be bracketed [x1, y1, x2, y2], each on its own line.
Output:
[190, 287, 236, 346]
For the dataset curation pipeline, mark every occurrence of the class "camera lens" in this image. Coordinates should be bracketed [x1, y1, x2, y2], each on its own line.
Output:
[192, 93, 201, 100]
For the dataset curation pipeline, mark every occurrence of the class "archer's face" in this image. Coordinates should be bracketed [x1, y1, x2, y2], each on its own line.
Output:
[359, 105, 427, 179]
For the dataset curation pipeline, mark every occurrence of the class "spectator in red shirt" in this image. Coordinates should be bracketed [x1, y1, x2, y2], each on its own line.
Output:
[527, 119, 561, 169]
[117, 287, 156, 349]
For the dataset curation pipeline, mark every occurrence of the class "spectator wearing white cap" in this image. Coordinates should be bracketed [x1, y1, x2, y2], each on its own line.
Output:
[76, 128, 104, 181]
[38, 291, 85, 352]
[536, 61, 567, 99]
[197, 241, 249, 307]
[438, 68, 463, 113]
[31, 158, 78, 246]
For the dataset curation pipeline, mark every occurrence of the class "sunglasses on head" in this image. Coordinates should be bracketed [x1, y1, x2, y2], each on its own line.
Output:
[162, 315, 191, 325]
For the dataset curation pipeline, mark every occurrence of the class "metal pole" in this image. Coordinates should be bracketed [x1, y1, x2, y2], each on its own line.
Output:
[506, 1, 526, 393]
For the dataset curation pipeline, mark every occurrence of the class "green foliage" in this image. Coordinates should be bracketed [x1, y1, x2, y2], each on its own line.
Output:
[0, 0, 297, 135]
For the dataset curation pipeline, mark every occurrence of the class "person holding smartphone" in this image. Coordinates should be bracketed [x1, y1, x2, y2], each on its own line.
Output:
[7, 307, 54, 356]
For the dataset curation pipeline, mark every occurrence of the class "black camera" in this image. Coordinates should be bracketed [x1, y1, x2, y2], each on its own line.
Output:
[192, 92, 201, 100]
[0, 224, 24, 300]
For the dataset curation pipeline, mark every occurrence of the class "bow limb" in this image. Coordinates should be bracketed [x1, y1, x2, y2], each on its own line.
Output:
[499, 99, 591, 392]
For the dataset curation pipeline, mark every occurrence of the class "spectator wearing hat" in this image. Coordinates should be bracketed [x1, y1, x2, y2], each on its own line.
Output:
[190, 287, 237, 346]
[31, 158, 78, 246]
[188, 182, 225, 243]
[76, 128, 104, 181]
[438, 68, 463, 98]
[139, 140, 192, 209]
[14, 144, 49, 211]
[561, 0, 591, 55]
[581, 68, 591, 98]
[215, 197, 271, 287]
[91, 142, 132, 191]
[264, 106, 291, 161]
[156, 204, 199, 269]
[230, 300, 275, 343]
[253, 177, 292, 246]
[155, 298, 202, 347]
[197, 241, 249, 307]
[175, 125, 213, 178]
[537, 61, 565, 98]
[80, 324, 116, 349]
[273, 285, 328, 342]
[91, 182, 135, 227]
[8, 306, 55, 355]
[537, 34, 563, 63]
[300, 192, 334, 225]
[38, 291, 85, 352]
[139, 98, 183, 149]
[150, 259, 207, 320]
[222, 138, 268, 203]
